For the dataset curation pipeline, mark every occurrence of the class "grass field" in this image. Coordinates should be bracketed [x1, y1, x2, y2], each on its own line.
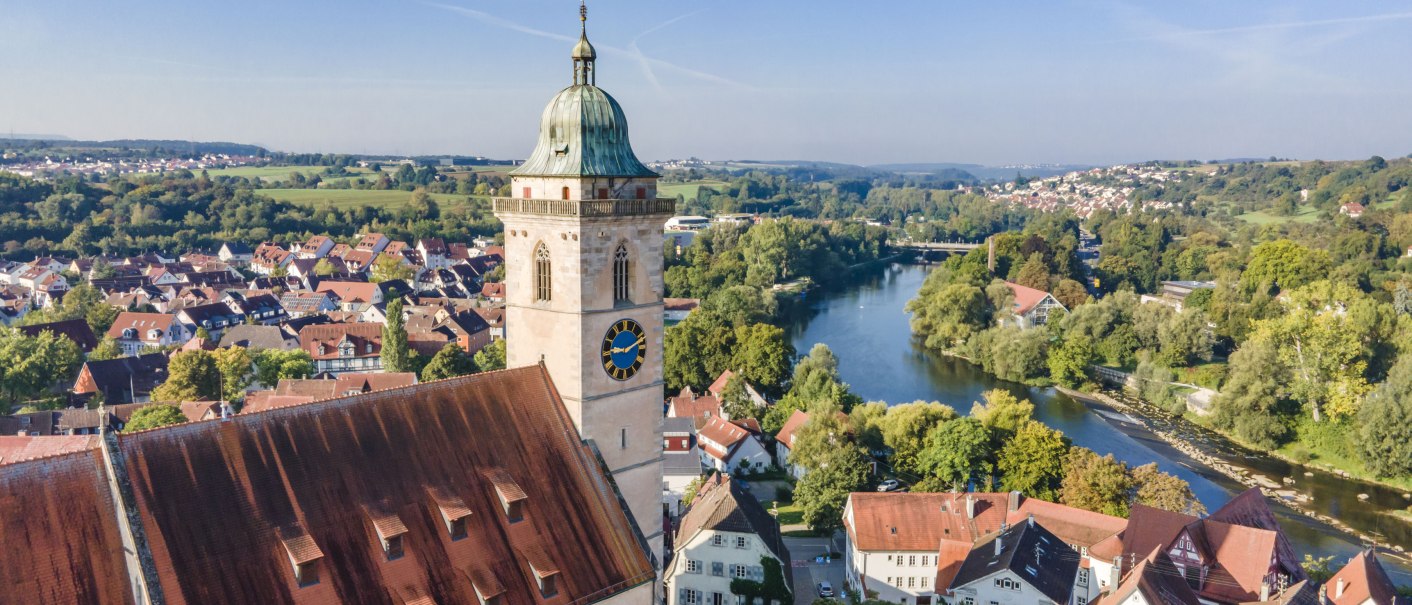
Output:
[1236, 205, 1321, 225]
[259, 188, 477, 209]
[204, 165, 383, 183]
[660, 180, 726, 201]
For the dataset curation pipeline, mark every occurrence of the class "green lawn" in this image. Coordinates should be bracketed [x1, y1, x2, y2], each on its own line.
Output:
[660, 180, 726, 201]
[259, 188, 478, 209]
[203, 165, 383, 183]
[1236, 204, 1321, 225]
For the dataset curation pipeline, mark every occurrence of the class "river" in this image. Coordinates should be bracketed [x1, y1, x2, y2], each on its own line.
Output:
[781, 262, 1412, 580]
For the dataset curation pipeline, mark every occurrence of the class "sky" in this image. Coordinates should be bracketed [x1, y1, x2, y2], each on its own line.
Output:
[1, 1, 1410, 166]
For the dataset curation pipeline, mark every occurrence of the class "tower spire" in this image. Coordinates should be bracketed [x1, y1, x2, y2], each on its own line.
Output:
[572, 1, 596, 85]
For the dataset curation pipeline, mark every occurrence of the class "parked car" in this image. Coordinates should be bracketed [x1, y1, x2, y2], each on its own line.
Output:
[876, 479, 901, 492]
[817, 582, 834, 598]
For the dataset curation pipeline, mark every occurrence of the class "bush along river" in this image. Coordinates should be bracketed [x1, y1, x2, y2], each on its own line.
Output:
[781, 261, 1412, 581]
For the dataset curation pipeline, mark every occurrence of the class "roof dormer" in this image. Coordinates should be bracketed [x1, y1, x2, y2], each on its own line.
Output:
[277, 525, 324, 588]
[484, 469, 527, 523]
[470, 568, 507, 605]
[427, 486, 472, 541]
[519, 546, 560, 598]
[364, 502, 409, 561]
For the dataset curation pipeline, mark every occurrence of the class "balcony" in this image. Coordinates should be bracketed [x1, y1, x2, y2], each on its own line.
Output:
[493, 197, 677, 218]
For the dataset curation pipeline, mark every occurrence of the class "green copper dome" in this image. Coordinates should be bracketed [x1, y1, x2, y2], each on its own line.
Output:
[512, 8, 656, 180]
[513, 85, 656, 179]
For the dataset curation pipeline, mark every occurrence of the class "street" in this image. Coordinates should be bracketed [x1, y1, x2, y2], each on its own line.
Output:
[782, 533, 846, 605]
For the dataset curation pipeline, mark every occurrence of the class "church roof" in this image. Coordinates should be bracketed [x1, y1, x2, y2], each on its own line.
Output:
[0, 367, 655, 604]
[512, 84, 656, 179]
[512, 11, 655, 180]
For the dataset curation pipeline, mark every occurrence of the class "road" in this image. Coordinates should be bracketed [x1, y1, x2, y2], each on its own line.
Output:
[783, 533, 846, 605]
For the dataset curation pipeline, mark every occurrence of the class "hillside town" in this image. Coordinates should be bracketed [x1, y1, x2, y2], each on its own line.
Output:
[0, 152, 263, 180]
[980, 164, 1186, 217]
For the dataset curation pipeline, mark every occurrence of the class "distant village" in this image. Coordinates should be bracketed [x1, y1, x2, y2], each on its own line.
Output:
[0, 233, 509, 428]
[0, 152, 263, 179]
[979, 164, 1187, 217]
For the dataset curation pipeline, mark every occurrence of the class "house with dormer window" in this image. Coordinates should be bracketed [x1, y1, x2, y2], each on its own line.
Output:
[665, 473, 791, 605]
[299, 323, 384, 375]
[107, 312, 189, 355]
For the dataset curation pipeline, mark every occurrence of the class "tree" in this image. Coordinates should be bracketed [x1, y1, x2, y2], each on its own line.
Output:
[918, 418, 991, 487]
[1012, 253, 1051, 292]
[0, 328, 83, 411]
[313, 258, 337, 276]
[123, 404, 187, 432]
[1131, 463, 1205, 515]
[719, 375, 758, 421]
[907, 282, 989, 351]
[787, 407, 851, 474]
[473, 339, 506, 372]
[421, 342, 476, 382]
[997, 420, 1069, 500]
[370, 254, 415, 283]
[1358, 355, 1412, 477]
[1301, 554, 1337, 584]
[730, 323, 794, 397]
[1047, 334, 1095, 389]
[1051, 278, 1089, 309]
[1210, 339, 1293, 449]
[729, 556, 792, 605]
[152, 350, 220, 402]
[380, 298, 413, 373]
[213, 347, 254, 401]
[252, 349, 315, 388]
[1250, 281, 1388, 421]
[1240, 240, 1331, 294]
[1156, 308, 1214, 367]
[876, 402, 956, 476]
[969, 390, 1035, 442]
[793, 445, 870, 534]
[89, 336, 124, 361]
[1059, 448, 1133, 517]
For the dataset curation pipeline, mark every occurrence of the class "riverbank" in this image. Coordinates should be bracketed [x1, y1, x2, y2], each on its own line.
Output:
[1060, 386, 1412, 563]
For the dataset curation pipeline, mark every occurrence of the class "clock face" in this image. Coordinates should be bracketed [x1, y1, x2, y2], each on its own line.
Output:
[601, 319, 646, 381]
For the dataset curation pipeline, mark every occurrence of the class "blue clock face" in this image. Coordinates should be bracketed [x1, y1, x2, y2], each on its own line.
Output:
[601, 319, 646, 381]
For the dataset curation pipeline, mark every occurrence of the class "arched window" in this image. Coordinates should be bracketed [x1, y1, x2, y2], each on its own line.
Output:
[613, 243, 630, 303]
[561, 186, 571, 200]
[534, 243, 552, 302]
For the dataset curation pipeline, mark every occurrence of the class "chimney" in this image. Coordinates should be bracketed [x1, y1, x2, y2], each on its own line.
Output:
[1260, 581, 1270, 602]
[965, 494, 975, 520]
[987, 237, 996, 273]
[994, 534, 1003, 556]
[1109, 556, 1123, 592]
[220, 401, 234, 421]
[1336, 578, 1345, 599]
[1027, 513, 1035, 528]
[1008, 490, 1021, 513]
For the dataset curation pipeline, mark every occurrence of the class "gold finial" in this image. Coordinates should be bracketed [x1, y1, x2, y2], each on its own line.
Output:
[580, 1, 587, 27]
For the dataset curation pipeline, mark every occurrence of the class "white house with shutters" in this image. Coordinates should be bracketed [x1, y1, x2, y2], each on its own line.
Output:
[665, 474, 792, 605]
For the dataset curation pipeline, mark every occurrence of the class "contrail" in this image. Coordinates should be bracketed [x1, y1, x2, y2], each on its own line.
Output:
[1113, 11, 1412, 42]
[422, 2, 751, 89]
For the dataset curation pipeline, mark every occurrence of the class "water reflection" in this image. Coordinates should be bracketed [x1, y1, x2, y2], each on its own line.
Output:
[782, 262, 1411, 580]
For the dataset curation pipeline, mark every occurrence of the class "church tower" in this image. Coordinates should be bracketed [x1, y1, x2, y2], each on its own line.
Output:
[494, 4, 670, 561]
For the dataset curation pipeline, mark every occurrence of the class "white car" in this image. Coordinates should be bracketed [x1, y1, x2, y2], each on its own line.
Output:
[817, 582, 834, 598]
[876, 479, 901, 492]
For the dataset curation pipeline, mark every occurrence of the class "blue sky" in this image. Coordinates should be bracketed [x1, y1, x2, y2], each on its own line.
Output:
[1, 1, 1409, 166]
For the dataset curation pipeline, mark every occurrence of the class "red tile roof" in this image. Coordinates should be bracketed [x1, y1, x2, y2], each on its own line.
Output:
[668, 388, 721, 420]
[775, 409, 811, 450]
[107, 311, 178, 340]
[299, 322, 383, 360]
[698, 415, 752, 462]
[0, 435, 101, 462]
[117, 366, 654, 604]
[0, 448, 135, 604]
[1005, 281, 1054, 315]
[316, 280, 380, 303]
[1327, 550, 1399, 605]
[1008, 495, 1126, 549]
[845, 492, 1009, 552]
[481, 282, 505, 299]
[664, 297, 700, 312]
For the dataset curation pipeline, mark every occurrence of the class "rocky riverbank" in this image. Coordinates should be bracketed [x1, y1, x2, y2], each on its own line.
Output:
[1058, 386, 1412, 564]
